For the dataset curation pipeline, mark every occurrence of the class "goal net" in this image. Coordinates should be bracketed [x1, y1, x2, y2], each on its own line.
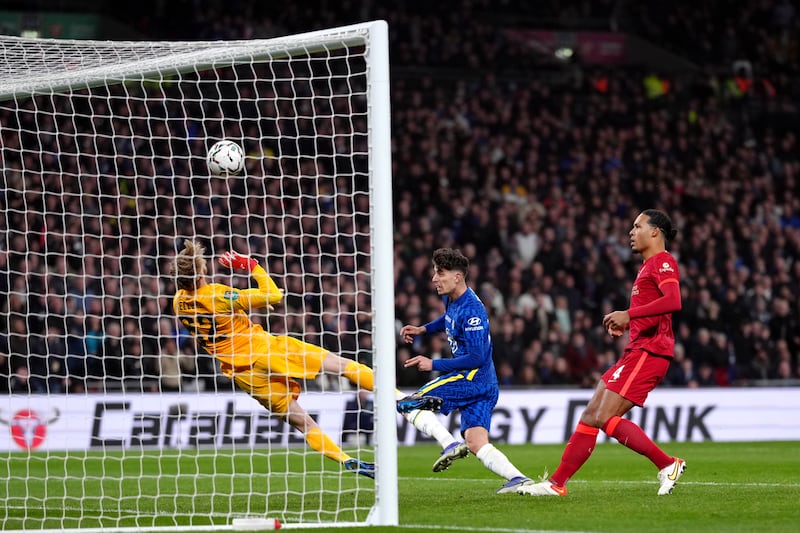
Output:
[0, 20, 396, 531]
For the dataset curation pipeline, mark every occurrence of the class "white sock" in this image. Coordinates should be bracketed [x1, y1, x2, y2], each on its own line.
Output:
[395, 390, 456, 449]
[407, 409, 456, 449]
[475, 443, 525, 480]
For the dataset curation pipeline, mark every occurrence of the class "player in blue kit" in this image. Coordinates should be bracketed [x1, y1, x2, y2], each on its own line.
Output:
[397, 248, 534, 494]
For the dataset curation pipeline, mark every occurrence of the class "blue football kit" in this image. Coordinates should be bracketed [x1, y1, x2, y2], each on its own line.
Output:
[413, 287, 498, 433]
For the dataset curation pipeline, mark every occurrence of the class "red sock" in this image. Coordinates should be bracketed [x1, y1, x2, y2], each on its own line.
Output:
[603, 416, 673, 470]
[551, 422, 599, 486]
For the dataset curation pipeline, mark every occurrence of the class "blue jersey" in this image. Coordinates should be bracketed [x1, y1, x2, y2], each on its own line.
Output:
[424, 287, 497, 384]
[417, 287, 498, 432]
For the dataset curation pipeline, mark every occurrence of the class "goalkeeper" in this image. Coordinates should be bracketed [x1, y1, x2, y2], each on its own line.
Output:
[172, 240, 376, 478]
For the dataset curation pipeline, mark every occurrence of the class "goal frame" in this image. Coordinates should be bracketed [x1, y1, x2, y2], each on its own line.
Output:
[0, 19, 397, 530]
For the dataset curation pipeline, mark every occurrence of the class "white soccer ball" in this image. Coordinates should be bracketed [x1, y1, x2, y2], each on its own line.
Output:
[207, 140, 245, 176]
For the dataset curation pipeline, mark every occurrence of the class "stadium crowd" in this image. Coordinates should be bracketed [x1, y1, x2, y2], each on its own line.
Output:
[1, 0, 799, 394]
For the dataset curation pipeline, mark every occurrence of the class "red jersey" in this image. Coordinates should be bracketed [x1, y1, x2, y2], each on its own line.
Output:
[626, 250, 680, 356]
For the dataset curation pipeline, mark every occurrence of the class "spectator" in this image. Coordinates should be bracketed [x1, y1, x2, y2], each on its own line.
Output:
[101, 321, 125, 386]
[341, 391, 374, 445]
[563, 331, 599, 388]
[0, 350, 9, 395]
[45, 325, 68, 393]
[9, 366, 38, 394]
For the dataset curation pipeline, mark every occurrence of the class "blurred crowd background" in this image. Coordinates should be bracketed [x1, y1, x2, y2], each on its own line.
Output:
[1, 0, 799, 394]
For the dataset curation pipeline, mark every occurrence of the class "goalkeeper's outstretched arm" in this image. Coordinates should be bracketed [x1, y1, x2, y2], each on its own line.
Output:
[218, 251, 283, 311]
[239, 265, 283, 309]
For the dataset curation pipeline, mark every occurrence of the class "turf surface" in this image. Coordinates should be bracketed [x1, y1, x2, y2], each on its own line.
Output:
[2, 441, 798, 532]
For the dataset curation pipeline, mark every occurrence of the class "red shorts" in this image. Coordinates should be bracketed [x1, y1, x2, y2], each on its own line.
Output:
[602, 349, 671, 407]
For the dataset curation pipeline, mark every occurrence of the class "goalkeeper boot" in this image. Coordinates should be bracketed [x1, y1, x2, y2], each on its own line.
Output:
[396, 394, 443, 414]
[496, 476, 533, 494]
[657, 457, 686, 495]
[432, 441, 470, 472]
[344, 459, 375, 479]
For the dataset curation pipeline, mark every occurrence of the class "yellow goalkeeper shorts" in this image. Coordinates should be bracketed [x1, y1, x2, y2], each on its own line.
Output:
[222, 334, 329, 414]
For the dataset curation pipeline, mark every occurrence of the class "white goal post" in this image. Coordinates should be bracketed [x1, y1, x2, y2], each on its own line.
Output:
[0, 20, 396, 530]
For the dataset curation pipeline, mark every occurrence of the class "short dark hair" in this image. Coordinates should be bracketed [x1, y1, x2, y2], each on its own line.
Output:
[642, 209, 677, 242]
[432, 248, 469, 276]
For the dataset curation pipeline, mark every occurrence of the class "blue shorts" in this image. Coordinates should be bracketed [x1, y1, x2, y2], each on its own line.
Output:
[414, 372, 499, 434]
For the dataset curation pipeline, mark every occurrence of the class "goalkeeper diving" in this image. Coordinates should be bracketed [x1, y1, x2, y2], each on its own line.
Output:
[172, 241, 387, 477]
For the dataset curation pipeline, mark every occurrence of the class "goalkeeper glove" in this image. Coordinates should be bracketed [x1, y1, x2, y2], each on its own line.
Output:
[219, 251, 258, 272]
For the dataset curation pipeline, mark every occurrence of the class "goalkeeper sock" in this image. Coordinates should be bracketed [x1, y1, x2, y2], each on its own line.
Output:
[343, 360, 374, 391]
[475, 443, 525, 480]
[407, 409, 456, 449]
[305, 427, 349, 463]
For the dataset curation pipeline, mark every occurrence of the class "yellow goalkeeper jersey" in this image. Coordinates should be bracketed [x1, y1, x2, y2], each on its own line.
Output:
[173, 265, 283, 369]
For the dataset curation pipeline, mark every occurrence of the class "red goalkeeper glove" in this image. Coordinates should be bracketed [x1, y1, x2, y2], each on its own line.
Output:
[218, 251, 258, 272]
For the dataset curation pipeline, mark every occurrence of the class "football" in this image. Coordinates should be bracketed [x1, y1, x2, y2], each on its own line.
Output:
[207, 140, 245, 176]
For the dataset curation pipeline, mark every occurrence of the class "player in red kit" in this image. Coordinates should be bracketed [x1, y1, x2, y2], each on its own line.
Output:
[519, 209, 686, 497]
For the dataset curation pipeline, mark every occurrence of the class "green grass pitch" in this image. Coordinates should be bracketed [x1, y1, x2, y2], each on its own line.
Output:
[2, 441, 799, 532]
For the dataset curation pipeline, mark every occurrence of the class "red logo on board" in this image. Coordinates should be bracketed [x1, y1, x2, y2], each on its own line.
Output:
[0, 408, 60, 450]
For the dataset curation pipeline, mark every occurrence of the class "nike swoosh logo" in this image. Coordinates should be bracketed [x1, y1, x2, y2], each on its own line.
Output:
[668, 462, 681, 481]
